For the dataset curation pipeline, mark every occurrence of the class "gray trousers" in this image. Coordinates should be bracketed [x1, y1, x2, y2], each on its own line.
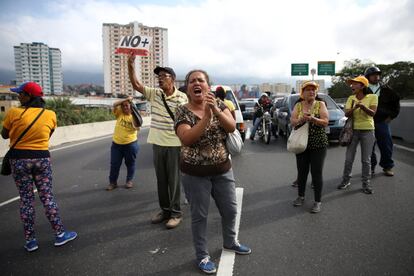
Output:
[342, 130, 375, 185]
[153, 145, 182, 217]
[182, 169, 237, 261]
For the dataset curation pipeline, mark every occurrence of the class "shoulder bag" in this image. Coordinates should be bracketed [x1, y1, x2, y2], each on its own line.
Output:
[226, 129, 243, 155]
[130, 102, 143, 127]
[338, 100, 354, 147]
[287, 122, 309, 154]
[1, 108, 45, 176]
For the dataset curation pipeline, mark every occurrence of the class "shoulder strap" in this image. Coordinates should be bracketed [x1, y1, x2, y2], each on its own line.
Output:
[10, 108, 45, 149]
[161, 93, 175, 121]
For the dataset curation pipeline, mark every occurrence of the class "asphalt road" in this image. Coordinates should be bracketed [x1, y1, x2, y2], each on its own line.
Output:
[1, 126, 413, 276]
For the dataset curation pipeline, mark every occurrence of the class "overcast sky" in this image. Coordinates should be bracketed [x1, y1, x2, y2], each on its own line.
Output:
[0, 0, 413, 82]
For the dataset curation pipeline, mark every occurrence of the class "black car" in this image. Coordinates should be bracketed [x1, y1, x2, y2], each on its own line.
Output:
[239, 98, 258, 120]
[276, 94, 346, 140]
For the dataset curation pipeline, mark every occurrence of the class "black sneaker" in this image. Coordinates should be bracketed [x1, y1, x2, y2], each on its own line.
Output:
[337, 181, 350, 190]
[362, 184, 373, 194]
[293, 197, 305, 206]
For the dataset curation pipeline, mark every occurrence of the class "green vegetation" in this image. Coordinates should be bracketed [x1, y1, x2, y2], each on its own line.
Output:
[329, 60, 414, 99]
[45, 98, 114, 126]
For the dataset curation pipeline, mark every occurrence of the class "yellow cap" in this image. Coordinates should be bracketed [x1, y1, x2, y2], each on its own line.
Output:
[347, 76, 369, 87]
[300, 81, 319, 98]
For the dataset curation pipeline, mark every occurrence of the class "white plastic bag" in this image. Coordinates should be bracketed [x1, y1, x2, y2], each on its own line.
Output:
[226, 129, 243, 155]
[287, 122, 309, 154]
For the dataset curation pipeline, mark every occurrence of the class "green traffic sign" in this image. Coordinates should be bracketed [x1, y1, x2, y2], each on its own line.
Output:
[291, 63, 309, 76]
[318, 61, 335, 75]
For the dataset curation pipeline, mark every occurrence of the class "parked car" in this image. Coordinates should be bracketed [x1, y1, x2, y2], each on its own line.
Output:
[211, 85, 246, 141]
[239, 98, 258, 120]
[276, 94, 346, 140]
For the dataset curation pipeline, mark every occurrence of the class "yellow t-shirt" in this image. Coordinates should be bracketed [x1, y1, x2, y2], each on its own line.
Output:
[3, 107, 56, 150]
[346, 94, 378, 130]
[112, 106, 138, 145]
[223, 99, 235, 112]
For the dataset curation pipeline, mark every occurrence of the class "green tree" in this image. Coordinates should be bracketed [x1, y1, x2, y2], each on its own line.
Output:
[329, 60, 414, 99]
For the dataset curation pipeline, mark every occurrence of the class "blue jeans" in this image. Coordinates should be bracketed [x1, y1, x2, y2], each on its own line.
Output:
[250, 117, 262, 138]
[109, 141, 139, 184]
[371, 122, 394, 170]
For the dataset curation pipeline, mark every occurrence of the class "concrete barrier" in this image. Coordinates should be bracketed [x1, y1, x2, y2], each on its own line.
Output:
[390, 101, 414, 143]
[1, 116, 151, 158]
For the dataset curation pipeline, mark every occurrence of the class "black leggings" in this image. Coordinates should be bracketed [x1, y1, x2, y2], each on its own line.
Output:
[296, 147, 327, 202]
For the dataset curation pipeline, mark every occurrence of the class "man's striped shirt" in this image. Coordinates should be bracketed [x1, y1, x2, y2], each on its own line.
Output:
[143, 86, 188, 146]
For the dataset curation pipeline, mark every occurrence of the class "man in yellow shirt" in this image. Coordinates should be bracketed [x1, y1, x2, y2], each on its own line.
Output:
[106, 96, 140, 191]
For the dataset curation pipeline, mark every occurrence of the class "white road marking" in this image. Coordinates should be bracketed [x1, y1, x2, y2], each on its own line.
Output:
[217, 187, 244, 276]
[0, 189, 37, 208]
[0, 134, 115, 208]
[394, 143, 414, 153]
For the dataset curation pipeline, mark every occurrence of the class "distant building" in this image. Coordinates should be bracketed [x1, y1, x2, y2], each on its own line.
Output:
[259, 82, 291, 96]
[0, 85, 19, 113]
[102, 21, 169, 96]
[296, 79, 326, 94]
[13, 42, 63, 95]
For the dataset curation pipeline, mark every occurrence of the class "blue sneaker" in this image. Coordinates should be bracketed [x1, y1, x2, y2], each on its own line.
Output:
[24, 239, 39, 252]
[54, 231, 77, 246]
[224, 242, 252, 255]
[198, 256, 216, 274]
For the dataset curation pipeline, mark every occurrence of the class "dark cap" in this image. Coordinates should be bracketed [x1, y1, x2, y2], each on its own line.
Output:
[154, 66, 176, 79]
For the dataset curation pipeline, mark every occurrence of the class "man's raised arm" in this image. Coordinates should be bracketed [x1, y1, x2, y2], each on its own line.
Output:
[127, 54, 144, 93]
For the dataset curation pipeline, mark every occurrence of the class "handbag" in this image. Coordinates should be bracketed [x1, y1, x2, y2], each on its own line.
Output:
[338, 117, 353, 146]
[287, 122, 309, 154]
[130, 102, 143, 127]
[226, 129, 243, 155]
[1, 151, 11, 176]
[1, 108, 45, 176]
[338, 100, 354, 147]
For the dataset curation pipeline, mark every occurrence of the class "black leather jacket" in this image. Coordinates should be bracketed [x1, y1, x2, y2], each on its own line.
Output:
[374, 84, 400, 123]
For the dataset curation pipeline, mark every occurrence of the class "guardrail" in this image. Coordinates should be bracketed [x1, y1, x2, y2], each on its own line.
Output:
[0, 116, 151, 158]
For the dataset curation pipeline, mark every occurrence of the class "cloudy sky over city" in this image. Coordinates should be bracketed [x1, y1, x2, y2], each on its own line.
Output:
[0, 0, 413, 82]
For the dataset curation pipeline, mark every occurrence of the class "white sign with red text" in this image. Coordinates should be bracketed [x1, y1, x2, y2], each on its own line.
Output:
[115, 35, 152, 56]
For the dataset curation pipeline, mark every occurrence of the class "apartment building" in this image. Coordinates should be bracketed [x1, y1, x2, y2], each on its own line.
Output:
[103, 21, 168, 96]
[13, 42, 63, 95]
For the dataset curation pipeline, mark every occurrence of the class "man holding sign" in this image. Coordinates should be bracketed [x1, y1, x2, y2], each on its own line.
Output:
[128, 54, 187, 229]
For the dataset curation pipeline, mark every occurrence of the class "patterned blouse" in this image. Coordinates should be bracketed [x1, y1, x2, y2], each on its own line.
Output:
[175, 101, 231, 176]
[296, 100, 329, 150]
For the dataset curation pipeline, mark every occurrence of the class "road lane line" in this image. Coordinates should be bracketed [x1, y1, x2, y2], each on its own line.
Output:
[0, 189, 37, 208]
[394, 144, 414, 153]
[0, 134, 116, 207]
[217, 187, 244, 276]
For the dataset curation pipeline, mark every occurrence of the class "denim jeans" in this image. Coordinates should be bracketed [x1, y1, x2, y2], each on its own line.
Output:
[250, 117, 262, 138]
[182, 169, 237, 261]
[342, 130, 375, 185]
[371, 121, 394, 170]
[109, 141, 139, 184]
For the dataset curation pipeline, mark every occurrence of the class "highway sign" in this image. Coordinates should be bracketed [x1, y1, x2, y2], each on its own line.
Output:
[291, 63, 309, 76]
[318, 61, 335, 75]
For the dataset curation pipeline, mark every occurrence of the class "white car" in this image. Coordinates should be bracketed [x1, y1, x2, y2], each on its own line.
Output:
[210, 85, 246, 141]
